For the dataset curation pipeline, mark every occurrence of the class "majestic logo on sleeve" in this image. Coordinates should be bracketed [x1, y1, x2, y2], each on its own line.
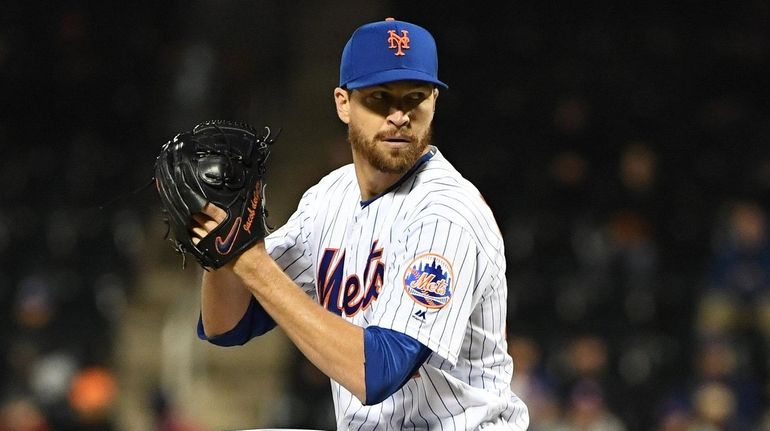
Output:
[403, 253, 453, 309]
[317, 241, 385, 317]
[387, 29, 410, 56]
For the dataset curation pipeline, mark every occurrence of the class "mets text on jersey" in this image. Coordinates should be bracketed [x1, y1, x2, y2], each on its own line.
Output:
[317, 241, 385, 317]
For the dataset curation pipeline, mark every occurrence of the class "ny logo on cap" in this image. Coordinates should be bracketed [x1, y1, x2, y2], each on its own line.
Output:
[387, 29, 410, 56]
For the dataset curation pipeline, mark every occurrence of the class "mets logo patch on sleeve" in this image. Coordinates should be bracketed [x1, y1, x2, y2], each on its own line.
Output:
[403, 253, 454, 309]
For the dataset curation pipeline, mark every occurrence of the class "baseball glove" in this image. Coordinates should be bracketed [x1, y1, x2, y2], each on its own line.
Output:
[154, 120, 276, 269]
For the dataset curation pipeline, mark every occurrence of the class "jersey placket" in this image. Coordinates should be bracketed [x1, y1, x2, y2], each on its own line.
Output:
[349, 198, 389, 323]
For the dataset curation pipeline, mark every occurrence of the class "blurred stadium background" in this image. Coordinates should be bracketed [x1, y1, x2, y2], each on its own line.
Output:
[1, 1, 770, 430]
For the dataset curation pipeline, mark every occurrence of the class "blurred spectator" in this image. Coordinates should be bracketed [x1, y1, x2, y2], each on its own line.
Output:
[559, 379, 627, 431]
[0, 398, 49, 431]
[690, 337, 763, 425]
[28, 351, 78, 418]
[653, 398, 693, 431]
[269, 349, 336, 430]
[690, 381, 743, 431]
[697, 200, 770, 338]
[603, 143, 662, 331]
[13, 275, 56, 332]
[151, 388, 205, 431]
[538, 150, 595, 275]
[555, 335, 617, 400]
[508, 335, 562, 429]
[67, 366, 117, 430]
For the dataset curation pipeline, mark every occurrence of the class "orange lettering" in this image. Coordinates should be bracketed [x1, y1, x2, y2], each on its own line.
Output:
[387, 29, 410, 56]
[242, 181, 262, 234]
[243, 207, 256, 234]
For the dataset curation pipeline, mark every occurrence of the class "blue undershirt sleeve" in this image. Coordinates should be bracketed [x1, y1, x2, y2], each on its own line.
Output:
[197, 296, 276, 346]
[364, 325, 432, 405]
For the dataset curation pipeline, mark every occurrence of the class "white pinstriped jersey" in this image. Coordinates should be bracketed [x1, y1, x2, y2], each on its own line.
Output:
[265, 147, 529, 430]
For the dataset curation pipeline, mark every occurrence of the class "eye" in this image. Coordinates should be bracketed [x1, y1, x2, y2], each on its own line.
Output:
[405, 91, 431, 105]
[369, 91, 386, 101]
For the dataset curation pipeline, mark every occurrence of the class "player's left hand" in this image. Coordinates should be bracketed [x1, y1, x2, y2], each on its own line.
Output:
[154, 120, 277, 268]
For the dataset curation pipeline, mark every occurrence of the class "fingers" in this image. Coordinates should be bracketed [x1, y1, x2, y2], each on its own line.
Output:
[190, 215, 210, 245]
[202, 203, 227, 224]
[190, 204, 226, 245]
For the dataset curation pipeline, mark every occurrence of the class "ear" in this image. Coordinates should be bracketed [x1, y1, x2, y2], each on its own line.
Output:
[432, 88, 439, 113]
[334, 87, 351, 124]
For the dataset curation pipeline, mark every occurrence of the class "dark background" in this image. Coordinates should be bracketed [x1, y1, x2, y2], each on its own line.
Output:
[1, 1, 769, 430]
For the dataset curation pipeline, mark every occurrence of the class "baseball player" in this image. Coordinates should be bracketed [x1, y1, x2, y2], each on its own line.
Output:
[191, 18, 529, 430]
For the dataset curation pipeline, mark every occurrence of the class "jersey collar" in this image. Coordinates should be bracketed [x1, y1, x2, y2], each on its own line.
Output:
[359, 146, 437, 208]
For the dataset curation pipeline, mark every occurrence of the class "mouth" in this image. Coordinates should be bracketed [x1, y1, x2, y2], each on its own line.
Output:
[379, 135, 413, 148]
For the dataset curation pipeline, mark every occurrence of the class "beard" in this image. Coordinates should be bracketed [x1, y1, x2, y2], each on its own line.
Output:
[348, 125, 432, 174]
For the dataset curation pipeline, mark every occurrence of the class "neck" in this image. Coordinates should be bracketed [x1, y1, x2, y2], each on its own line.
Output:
[352, 150, 404, 200]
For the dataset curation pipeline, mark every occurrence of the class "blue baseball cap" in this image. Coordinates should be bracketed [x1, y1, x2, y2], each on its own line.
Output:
[339, 18, 448, 90]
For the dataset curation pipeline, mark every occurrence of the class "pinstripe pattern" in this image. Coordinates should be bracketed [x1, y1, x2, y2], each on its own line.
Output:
[264, 147, 529, 430]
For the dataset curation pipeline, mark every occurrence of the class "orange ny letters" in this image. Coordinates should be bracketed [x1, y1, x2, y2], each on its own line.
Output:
[387, 30, 410, 56]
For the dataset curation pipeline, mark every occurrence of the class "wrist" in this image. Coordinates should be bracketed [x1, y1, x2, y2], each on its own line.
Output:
[231, 240, 269, 279]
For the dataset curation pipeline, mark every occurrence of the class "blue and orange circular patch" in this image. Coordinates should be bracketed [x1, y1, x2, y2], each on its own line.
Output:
[403, 253, 454, 309]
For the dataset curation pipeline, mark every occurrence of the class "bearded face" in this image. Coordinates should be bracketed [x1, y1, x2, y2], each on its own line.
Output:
[348, 124, 432, 174]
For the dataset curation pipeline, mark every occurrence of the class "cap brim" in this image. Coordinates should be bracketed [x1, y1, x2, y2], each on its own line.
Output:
[345, 68, 448, 90]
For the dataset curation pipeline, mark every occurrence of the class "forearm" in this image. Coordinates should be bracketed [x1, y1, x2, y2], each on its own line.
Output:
[232, 244, 366, 402]
[200, 267, 253, 338]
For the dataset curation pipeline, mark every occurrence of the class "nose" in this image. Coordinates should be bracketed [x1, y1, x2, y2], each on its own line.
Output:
[387, 109, 410, 128]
